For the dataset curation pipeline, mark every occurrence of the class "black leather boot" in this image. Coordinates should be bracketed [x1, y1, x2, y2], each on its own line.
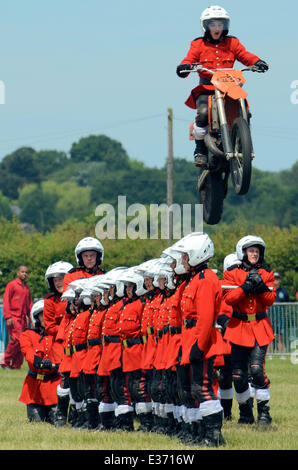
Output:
[221, 398, 233, 421]
[194, 140, 208, 166]
[67, 403, 78, 426]
[137, 412, 154, 432]
[54, 395, 69, 428]
[257, 400, 272, 426]
[72, 404, 88, 430]
[238, 399, 255, 424]
[85, 400, 100, 430]
[96, 411, 116, 431]
[178, 422, 194, 444]
[187, 420, 206, 446]
[116, 412, 134, 431]
[200, 412, 225, 447]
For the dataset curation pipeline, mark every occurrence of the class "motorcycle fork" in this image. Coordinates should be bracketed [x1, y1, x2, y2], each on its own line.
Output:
[239, 98, 255, 160]
[215, 88, 234, 160]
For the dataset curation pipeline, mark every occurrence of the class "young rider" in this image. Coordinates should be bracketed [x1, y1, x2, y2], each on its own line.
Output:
[176, 5, 269, 167]
[223, 235, 276, 425]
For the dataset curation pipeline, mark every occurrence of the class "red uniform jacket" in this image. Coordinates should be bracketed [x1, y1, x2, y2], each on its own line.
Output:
[83, 306, 107, 375]
[43, 294, 67, 363]
[140, 290, 160, 370]
[153, 291, 170, 371]
[180, 36, 260, 109]
[19, 329, 60, 406]
[164, 281, 185, 370]
[63, 268, 105, 293]
[3, 278, 32, 324]
[180, 268, 224, 365]
[223, 266, 276, 347]
[56, 313, 76, 374]
[43, 294, 67, 337]
[67, 309, 92, 378]
[119, 297, 145, 373]
[97, 299, 123, 375]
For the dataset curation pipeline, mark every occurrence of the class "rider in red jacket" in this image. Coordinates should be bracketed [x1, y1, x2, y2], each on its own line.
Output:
[176, 5, 268, 166]
[43, 261, 73, 427]
[223, 235, 276, 426]
[19, 300, 61, 423]
[62, 237, 105, 293]
[170, 233, 225, 447]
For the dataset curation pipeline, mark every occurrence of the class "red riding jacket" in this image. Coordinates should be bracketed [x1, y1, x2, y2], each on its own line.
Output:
[83, 306, 107, 375]
[180, 268, 224, 365]
[19, 329, 60, 406]
[223, 265, 276, 347]
[179, 36, 260, 109]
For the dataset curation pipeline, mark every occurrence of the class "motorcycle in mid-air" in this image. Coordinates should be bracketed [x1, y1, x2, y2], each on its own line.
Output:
[185, 63, 261, 225]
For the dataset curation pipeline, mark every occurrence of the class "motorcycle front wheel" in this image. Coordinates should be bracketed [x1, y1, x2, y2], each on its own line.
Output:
[199, 171, 225, 225]
[230, 117, 252, 195]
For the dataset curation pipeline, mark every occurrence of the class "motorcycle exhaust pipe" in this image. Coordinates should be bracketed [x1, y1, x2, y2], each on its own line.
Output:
[204, 133, 224, 157]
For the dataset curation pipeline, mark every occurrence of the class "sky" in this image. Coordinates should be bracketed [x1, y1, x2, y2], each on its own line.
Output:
[0, 0, 297, 173]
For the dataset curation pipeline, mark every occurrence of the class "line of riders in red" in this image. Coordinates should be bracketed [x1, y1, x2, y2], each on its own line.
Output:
[17, 5, 272, 448]
[19, 230, 276, 448]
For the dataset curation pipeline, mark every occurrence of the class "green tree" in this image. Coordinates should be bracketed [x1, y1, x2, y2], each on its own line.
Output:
[18, 184, 58, 232]
[36, 150, 69, 178]
[70, 134, 130, 171]
[0, 191, 13, 220]
[0, 147, 40, 198]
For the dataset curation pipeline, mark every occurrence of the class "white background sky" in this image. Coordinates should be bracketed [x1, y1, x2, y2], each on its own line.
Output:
[0, 0, 297, 172]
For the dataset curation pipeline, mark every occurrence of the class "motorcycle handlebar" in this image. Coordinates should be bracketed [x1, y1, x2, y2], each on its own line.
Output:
[180, 63, 259, 74]
[221, 285, 274, 291]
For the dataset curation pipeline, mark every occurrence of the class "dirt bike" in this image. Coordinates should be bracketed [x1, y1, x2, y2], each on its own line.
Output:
[186, 63, 259, 225]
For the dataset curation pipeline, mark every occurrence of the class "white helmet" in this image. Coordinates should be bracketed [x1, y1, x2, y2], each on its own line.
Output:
[100, 268, 128, 298]
[61, 287, 76, 302]
[101, 267, 127, 286]
[30, 299, 44, 327]
[162, 245, 186, 275]
[118, 268, 147, 296]
[223, 252, 241, 272]
[172, 232, 214, 268]
[200, 5, 230, 33]
[135, 259, 161, 278]
[79, 277, 105, 305]
[45, 261, 74, 291]
[75, 237, 104, 266]
[236, 235, 266, 262]
[67, 278, 92, 295]
[153, 262, 176, 290]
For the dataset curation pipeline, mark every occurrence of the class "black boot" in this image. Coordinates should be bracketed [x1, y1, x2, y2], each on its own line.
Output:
[194, 140, 208, 166]
[187, 420, 206, 446]
[151, 415, 164, 433]
[54, 395, 69, 428]
[47, 405, 58, 425]
[257, 400, 272, 426]
[71, 404, 88, 430]
[68, 403, 78, 426]
[85, 400, 100, 430]
[221, 398, 233, 421]
[116, 412, 134, 432]
[200, 412, 225, 447]
[176, 420, 189, 440]
[164, 412, 177, 437]
[137, 412, 154, 432]
[96, 411, 116, 431]
[238, 399, 255, 424]
[179, 422, 194, 444]
[27, 404, 47, 422]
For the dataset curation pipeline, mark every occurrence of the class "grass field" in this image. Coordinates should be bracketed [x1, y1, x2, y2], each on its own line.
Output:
[0, 357, 297, 452]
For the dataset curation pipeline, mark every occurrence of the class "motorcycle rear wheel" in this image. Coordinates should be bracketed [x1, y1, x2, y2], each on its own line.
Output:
[230, 117, 252, 195]
[199, 171, 225, 225]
